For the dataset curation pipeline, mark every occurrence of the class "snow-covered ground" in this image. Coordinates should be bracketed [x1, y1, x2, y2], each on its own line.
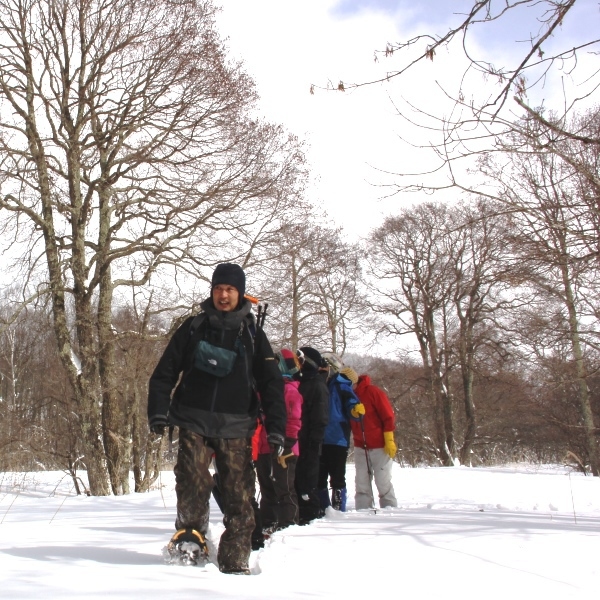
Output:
[1, 463, 599, 599]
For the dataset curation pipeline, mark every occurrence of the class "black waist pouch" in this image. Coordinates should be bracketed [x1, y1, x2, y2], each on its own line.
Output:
[194, 340, 237, 377]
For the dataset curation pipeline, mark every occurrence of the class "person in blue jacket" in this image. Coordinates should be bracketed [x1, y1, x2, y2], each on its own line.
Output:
[317, 356, 364, 512]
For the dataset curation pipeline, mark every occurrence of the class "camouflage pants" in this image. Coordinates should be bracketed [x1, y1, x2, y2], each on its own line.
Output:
[174, 429, 255, 570]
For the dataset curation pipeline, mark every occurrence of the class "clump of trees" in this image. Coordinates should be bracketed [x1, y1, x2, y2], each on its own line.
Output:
[0, 0, 306, 495]
[361, 106, 600, 474]
[1, 1, 599, 491]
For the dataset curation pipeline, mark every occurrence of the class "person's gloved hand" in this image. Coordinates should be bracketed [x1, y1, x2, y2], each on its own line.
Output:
[350, 403, 366, 418]
[267, 433, 285, 458]
[149, 415, 168, 436]
[277, 452, 295, 468]
[383, 431, 397, 458]
[276, 436, 297, 468]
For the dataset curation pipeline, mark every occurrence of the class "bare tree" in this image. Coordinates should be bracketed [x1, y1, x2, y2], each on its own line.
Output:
[480, 126, 600, 474]
[0, 0, 305, 494]
[342, 2, 592, 114]
[255, 221, 365, 353]
[110, 302, 169, 493]
[367, 200, 516, 465]
[313, 1, 598, 199]
[311, 236, 367, 355]
[0, 293, 88, 490]
[368, 203, 458, 465]
[447, 199, 520, 462]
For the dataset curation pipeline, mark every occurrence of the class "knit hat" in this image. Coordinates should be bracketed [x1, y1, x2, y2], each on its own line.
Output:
[276, 348, 301, 378]
[340, 366, 359, 385]
[211, 263, 246, 298]
[298, 346, 327, 373]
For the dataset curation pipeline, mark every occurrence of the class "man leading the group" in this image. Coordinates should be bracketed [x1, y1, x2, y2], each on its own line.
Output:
[147, 263, 286, 574]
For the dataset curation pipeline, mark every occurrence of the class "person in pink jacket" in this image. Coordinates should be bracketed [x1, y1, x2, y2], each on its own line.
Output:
[350, 374, 398, 509]
[255, 349, 303, 531]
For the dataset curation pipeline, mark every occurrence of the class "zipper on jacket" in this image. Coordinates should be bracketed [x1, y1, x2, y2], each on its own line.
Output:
[208, 321, 227, 413]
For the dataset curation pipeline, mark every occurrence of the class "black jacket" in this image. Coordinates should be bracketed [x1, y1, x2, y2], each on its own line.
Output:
[297, 370, 329, 454]
[147, 298, 286, 439]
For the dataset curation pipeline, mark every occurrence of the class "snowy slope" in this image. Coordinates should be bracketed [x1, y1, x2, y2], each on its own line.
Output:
[1, 463, 599, 599]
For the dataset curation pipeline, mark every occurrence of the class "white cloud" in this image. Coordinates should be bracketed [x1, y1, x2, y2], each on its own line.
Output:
[215, 0, 446, 236]
[215, 1, 598, 237]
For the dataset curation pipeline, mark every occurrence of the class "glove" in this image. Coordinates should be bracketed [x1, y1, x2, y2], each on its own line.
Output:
[277, 436, 297, 468]
[383, 431, 397, 459]
[277, 452, 295, 468]
[350, 403, 366, 418]
[267, 432, 285, 458]
[149, 415, 168, 436]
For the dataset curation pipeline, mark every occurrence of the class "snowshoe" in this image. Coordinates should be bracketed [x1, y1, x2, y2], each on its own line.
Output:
[162, 528, 208, 566]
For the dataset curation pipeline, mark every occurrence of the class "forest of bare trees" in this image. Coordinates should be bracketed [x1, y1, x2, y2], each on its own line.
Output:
[1, 0, 599, 492]
[0, 0, 307, 495]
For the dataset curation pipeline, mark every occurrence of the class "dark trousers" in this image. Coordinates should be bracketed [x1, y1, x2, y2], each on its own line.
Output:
[317, 444, 349, 490]
[212, 464, 263, 550]
[256, 453, 299, 529]
[174, 429, 254, 571]
[294, 447, 321, 523]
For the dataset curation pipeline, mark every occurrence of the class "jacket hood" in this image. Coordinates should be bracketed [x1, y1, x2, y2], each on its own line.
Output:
[356, 374, 371, 388]
[200, 296, 253, 331]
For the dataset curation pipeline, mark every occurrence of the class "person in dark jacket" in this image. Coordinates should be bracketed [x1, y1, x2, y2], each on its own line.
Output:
[294, 346, 329, 525]
[147, 263, 286, 575]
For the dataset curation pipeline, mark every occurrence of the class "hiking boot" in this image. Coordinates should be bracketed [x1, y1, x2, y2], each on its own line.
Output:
[331, 488, 347, 512]
[164, 528, 208, 566]
[251, 535, 265, 551]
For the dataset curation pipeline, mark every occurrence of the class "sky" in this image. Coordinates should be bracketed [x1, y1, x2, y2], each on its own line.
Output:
[215, 0, 599, 238]
[1, 463, 599, 599]
[215, 0, 437, 236]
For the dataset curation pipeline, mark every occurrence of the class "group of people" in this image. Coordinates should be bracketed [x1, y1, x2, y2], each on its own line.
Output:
[147, 263, 398, 575]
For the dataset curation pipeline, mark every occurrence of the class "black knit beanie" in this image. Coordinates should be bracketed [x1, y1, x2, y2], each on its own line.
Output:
[211, 263, 246, 298]
[299, 346, 326, 374]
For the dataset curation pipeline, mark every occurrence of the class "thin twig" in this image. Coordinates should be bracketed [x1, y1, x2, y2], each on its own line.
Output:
[1, 490, 20, 525]
[49, 495, 69, 525]
[159, 470, 168, 511]
[568, 472, 577, 524]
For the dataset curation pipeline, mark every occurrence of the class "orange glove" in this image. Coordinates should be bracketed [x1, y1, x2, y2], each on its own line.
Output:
[383, 431, 397, 459]
[350, 403, 365, 418]
[277, 452, 294, 468]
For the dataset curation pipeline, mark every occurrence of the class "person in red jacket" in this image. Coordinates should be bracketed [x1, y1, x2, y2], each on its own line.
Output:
[350, 374, 398, 509]
[255, 349, 303, 532]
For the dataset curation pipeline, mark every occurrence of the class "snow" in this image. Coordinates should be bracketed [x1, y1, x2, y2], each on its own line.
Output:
[1, 464, 599, 599]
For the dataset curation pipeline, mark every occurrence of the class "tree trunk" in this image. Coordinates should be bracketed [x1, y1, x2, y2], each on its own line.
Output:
[96, 184, 130, 495]
[458, 310, 476, 466]
[426, 311, 455, 465]
[560, 258, 600, 476]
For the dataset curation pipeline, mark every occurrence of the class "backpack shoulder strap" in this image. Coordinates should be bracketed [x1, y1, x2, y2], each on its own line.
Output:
[246, 312, 257, 340]
[189, 313, 207, 337]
